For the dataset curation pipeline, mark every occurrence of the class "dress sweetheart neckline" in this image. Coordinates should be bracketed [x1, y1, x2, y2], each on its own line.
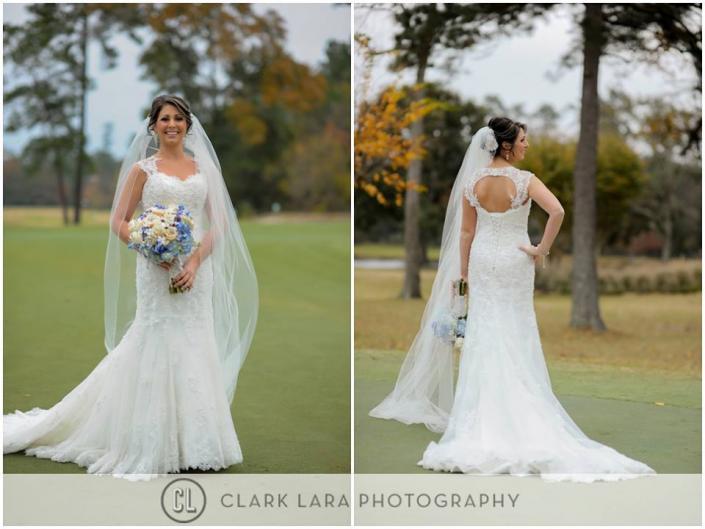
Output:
[153, 170, 200, 183]
[147, 155, 199, 183]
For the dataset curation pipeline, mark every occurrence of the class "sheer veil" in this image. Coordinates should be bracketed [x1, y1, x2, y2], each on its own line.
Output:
[104, 114, 258, 403]
[369, 126, 497, 433]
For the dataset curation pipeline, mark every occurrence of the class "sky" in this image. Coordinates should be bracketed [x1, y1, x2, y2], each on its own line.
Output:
[3, 2, 351, 157]
[354, 4, 700, 137]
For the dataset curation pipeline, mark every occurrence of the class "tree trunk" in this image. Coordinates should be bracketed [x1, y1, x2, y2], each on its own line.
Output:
[401, 62, 427, 299]
[73, 8, 88, 225]
[54, 156, 70, 225]
[661, 203, 672, 261]
[570, 3, 606, 331]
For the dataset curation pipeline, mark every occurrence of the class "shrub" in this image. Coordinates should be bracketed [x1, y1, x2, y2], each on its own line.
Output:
[693, 269, 702, 291]
[676, 270, 697, 293]
[655, 273, 668, 292]
[622, 276, 634, 291]
[635, 275, 652, 293]
[556, 277, 571, 294]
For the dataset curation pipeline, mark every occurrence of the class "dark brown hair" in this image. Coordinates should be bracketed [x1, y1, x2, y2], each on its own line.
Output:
[488, 117, 527, 158]
[147, 95, 192, 133]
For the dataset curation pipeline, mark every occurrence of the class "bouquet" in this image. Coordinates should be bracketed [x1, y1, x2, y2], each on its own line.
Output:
[431, 279, 468, 350]
[128, 204, 196, 293]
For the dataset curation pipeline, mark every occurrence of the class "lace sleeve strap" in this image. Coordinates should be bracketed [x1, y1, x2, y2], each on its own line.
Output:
[463, 183, 481, 208]
[463, 169, 481, 207]
[135, 156, 157, 176]
[516, 169, 534, 205]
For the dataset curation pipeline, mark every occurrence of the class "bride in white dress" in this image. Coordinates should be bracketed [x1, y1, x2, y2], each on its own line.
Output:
[370, 117, 655, 482]
[4, 95, 258, 481]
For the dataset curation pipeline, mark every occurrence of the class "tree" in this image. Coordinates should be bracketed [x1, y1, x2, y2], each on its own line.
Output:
[137, 4, 338, 212]
[629, 100, 701, 260]
[281, 41, 351, 212]
[354, 85, 488, 248]
[138, 4, 285, 122]
[355, 85, 438, 207]
[85, 123, 122, 209]
[3, 70, 78, 224]
[568, 3, 701, 330]
[4, 3, 145, 223]
[631, 155, 701, 260]
[593, 134, 645, 251]
[571, 4, 605, 330]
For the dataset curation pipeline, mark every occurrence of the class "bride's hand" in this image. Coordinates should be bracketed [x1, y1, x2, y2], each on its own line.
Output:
[518, 244, 544, 265]
[158, 262, 171, 271]
[171, 256, 199, 291]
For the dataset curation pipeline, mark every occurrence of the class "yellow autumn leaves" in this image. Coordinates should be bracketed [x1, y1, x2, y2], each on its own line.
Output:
[355, 85, 440, 207]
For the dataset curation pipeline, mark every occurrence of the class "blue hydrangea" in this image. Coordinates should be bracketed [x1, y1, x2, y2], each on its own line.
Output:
[127, 204, 196, 267]
[431, 311, 467, 345]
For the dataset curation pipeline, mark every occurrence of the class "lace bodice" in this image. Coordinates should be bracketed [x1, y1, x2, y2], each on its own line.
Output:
[136, 155, 208, 237]
[463, 166, 535, 305]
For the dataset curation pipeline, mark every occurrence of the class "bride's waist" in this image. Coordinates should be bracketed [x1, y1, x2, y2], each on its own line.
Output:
[473, 230, 529, 244]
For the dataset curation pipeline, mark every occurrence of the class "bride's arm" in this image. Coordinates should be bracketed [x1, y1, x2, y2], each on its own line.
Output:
[175, 192, 226, 291]
[109, 164, 147, 245]
[189, 196, 216, 266]
[528, 174, 565, 256]
[459, 197, 477, 281]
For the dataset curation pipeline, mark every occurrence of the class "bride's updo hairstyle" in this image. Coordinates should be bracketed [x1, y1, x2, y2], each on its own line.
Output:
[488, 117, 526, 159]
[147, 94, 193, 134]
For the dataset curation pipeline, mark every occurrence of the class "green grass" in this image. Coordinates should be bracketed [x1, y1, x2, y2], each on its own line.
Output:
[4, 211, 351, 474]
[355, 268, 701, 474]
[356, 349, 701, 473]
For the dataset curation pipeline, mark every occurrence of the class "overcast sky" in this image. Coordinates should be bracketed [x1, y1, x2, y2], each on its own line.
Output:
[3, 2, 351, 157]
[354, 4, 700, 136]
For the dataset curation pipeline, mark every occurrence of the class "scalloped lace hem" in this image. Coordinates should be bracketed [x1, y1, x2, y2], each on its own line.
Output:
[21, 445, 242, 482]
[417, 458, 657, 484]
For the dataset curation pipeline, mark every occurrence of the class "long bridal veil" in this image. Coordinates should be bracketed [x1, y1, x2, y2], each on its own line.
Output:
[369, 126, 497, 433]
[104, 114, 258, 403]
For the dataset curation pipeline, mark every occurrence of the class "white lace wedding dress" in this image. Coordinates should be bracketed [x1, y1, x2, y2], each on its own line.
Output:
[3, 155, 242, 480]
[418, 166, 656, 482]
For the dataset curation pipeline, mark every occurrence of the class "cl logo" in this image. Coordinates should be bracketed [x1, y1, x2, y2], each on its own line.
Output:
[161, 478, 207, 523]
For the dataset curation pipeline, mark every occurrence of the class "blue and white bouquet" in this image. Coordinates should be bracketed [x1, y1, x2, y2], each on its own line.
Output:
[128, 203, 196, 294]
[431, 279, 468, 350]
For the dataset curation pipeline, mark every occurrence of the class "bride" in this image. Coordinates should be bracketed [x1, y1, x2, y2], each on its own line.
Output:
[370, 117, 656, 482]
[4, 95, 258, 480]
